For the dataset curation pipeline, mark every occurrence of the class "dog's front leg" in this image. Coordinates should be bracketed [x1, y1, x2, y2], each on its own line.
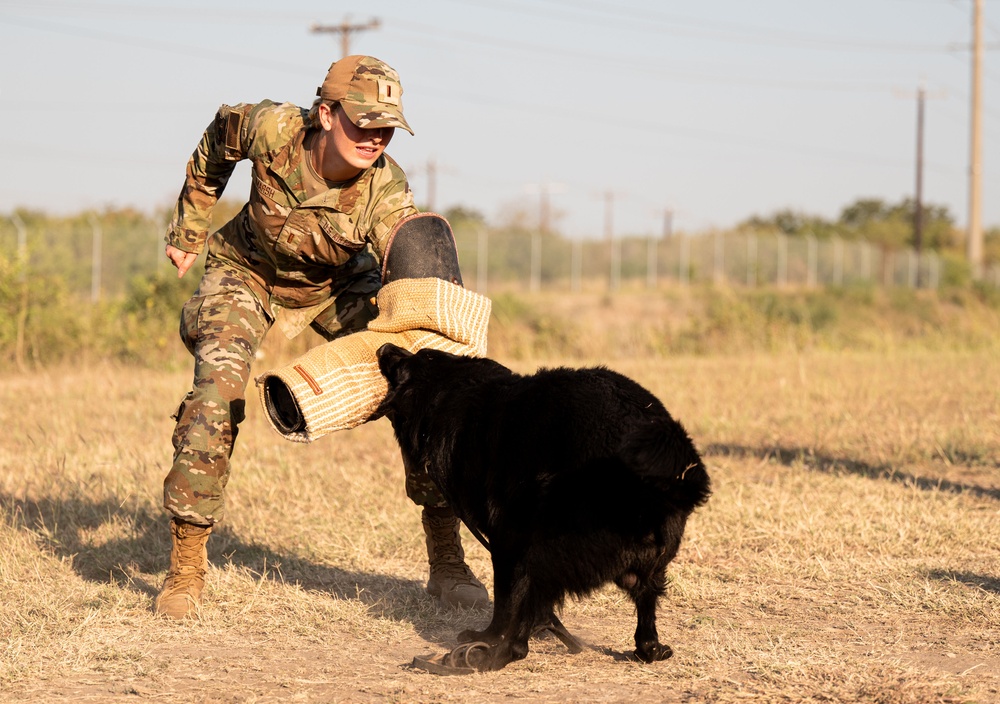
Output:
[476, 564, 541, 670]
[457, 551, 514, 646]
[460, 555, 538, 671]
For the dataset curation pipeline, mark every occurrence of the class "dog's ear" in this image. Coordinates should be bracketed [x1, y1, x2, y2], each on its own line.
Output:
[376, 343, 413, 388]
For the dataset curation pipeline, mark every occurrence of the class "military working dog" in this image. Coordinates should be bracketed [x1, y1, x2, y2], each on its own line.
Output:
[376, 344, 711, 672]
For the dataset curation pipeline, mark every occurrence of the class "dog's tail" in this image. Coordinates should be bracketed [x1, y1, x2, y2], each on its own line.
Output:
[620, 419, 711, 513]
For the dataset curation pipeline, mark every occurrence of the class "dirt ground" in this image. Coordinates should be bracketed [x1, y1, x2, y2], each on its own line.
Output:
[10, 609, 1000, 704]
[9, 596, 1000, 704]
[6, 455, 999, 704]
[2, 357, 998, 703]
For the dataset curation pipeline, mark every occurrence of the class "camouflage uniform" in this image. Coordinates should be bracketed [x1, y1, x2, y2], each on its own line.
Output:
[164, 60, 440, 525]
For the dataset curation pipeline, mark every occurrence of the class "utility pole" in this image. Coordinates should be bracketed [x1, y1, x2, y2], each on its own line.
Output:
[416, 159, 459, 212]
[662, 208, 674, 240]
[896, 82, 942, 286]
[524, 182, 565, 292]
[967, 0, 984, 278]
[411, 159, 439, 211]
[311, 17, 380, 59]
[914, 84, 926, 268]
[426, 158, 437, 213]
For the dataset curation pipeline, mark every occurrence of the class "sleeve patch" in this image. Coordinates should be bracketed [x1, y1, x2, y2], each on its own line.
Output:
[225, 110, 243, 151]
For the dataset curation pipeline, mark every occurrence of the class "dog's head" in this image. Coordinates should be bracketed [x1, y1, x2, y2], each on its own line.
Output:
[376, 343, 467, 403]
[375, 342, 413, 383]
[375, 343, 511, 419]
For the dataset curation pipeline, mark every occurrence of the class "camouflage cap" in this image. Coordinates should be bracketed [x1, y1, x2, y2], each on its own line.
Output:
[318, 55, 413, 135]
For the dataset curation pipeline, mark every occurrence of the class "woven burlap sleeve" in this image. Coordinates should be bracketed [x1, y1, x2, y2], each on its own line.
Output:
[255, 278, 491, 443]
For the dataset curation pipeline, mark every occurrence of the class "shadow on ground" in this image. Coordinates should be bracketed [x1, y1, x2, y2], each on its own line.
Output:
[925, 569, 1000, 595]
[704, 443, 1000, 501]
[0, 492, 477, 645]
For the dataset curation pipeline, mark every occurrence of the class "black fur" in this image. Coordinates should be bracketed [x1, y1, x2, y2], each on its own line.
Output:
[376, 344, 711, 671]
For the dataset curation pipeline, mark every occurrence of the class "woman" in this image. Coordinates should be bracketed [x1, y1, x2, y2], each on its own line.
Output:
[157, 55, 487, 619]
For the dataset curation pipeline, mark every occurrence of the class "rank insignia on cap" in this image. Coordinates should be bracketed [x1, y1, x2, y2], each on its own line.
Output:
[378, 79, 400, 106]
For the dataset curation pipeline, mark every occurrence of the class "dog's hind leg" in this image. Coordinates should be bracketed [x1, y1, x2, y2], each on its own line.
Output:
[532, 611, 584, 654]
[629, 562, 674, 663]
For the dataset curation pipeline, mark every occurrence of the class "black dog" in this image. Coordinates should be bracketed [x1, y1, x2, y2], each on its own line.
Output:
[376, 344, 711, 672]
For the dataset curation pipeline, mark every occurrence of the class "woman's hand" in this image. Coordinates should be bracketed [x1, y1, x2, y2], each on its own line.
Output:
[165, 244, 199, 278]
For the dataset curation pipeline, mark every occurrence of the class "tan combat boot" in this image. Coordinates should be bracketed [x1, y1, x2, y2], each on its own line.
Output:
[154, 518, 212, 619]
[422, 506, 490, 609]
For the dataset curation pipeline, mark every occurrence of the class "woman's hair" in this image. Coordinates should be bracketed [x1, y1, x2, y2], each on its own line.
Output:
[307, 99, 339, 128]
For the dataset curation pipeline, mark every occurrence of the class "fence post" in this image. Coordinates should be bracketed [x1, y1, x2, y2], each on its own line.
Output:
[777, 233, 788, 287]
[713, 231, 724, 285]
[9, 215, 29, 372]
[647, 235, 657, 289]
[833, 236, 843, 286]
[610, 235, 621, 291]
[154, 221, 159, 272]
[571, 237, 581, 292]
[679, 234, 689, 285]
[530, 229, 541, 292]
[746, 231, 757, 287]
[10, 213, 27, 280]
[477, 226, 489, 295]
[861, 241, 871, 283]
[89, 215, 103, 303]
[806, 234, 817, 287]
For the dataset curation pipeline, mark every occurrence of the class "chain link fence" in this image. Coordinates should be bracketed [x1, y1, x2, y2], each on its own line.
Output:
[3, 216, 999, 301]
[451, 228, 1000, 294]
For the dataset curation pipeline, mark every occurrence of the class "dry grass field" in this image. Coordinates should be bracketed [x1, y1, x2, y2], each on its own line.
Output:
[1, 347, 998, 703]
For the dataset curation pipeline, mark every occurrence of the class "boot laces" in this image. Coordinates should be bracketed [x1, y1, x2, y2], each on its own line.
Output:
[169, 524, 209, 579]
[426, 517, 478, 583]
[434, 561, 478, 584]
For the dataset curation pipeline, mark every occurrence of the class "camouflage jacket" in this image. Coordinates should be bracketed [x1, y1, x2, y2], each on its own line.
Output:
[166, 100, 416, 320]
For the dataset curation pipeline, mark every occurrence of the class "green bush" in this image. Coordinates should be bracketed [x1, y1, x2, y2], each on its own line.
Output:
[2, 275, 999, 368]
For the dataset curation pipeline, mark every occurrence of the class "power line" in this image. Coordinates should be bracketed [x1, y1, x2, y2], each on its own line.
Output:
[384, 23, 909, 95]
[0, 11, 969, 99]
[0, 12, 979, 186]
[0, 13, 313, 75]
[0, 1, 335, 24]
[7, 0, 983, 56]
[434, 0, 974, 54]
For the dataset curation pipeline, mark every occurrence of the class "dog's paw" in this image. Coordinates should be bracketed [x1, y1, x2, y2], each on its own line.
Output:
[634, 642, 673, 663]
[462, 643, 492, 671]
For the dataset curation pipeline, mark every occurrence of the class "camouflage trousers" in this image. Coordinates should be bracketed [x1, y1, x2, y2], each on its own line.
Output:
[164, 259, 448, 526]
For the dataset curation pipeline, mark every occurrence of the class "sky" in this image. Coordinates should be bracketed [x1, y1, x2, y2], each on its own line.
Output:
[1, 0, 997, 239]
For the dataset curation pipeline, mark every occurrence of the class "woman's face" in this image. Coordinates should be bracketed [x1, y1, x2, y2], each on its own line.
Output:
[318, 103, 394, 181]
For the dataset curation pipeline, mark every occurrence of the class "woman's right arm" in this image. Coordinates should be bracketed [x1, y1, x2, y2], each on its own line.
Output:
[164, 103, 255, 262]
